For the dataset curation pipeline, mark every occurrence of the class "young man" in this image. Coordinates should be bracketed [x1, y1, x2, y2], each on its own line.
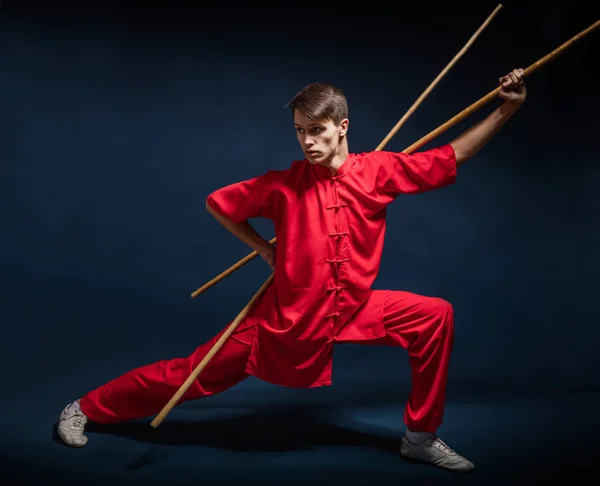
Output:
[58, 69, 526, 472]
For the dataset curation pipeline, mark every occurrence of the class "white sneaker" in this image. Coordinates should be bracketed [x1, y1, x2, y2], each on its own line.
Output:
[400, 434, 474, 472]
[57, 402, 88, 447]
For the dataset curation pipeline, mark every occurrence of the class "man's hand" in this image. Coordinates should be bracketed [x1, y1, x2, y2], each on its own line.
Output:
[259, 245, 276, 271]
[499, 68, 526, 108]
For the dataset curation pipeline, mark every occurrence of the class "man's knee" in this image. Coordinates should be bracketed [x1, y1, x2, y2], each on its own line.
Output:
[424, 297, 454, 329]
[423, 296, 452, 314]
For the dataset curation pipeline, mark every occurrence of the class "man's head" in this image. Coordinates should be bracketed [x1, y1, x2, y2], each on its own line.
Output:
[286, 82, 349, 165]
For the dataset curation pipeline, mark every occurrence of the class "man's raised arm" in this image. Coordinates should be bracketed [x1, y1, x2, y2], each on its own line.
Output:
[450, 68, 526, 167]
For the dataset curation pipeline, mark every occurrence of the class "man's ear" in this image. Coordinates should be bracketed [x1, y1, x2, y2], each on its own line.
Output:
[339, 118, 349, 136]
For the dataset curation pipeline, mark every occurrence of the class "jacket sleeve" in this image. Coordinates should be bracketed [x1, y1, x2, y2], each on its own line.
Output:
[372, 144, 457, 203]
[206, 170, 283, 223]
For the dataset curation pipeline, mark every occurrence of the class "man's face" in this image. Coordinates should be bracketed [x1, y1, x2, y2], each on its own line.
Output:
[293, 110, 348, 164]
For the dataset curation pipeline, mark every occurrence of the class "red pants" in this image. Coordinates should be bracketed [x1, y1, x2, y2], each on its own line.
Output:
[80, 290, 454, 432]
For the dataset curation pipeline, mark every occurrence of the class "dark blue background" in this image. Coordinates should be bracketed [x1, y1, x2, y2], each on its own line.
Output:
[1, 1, 599, 484]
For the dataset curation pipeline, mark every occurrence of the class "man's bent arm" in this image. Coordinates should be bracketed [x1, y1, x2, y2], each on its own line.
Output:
[450, 101, 522, 167]
[206, 201, 273, 257]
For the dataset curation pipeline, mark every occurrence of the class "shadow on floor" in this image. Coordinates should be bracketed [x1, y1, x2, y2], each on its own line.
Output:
[54, 404, 401, 452]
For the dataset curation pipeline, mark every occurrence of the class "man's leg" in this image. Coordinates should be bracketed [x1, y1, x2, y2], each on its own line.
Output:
[381, 290, 454, 433]
[58, 321, 257, 447]
[335, 290, 473, 472]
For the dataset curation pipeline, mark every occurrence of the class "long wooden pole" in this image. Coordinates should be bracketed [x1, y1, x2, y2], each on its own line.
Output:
[190, 5, 504, 300]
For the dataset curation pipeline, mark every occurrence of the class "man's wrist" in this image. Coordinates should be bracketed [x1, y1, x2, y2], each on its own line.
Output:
[498, 99, 523, 117]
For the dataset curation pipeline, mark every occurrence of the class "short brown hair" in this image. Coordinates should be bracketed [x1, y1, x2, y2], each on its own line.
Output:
[286, 82, 348, 124]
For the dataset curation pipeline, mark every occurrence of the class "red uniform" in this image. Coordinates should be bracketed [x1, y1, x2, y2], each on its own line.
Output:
[80, 144, 457, 432]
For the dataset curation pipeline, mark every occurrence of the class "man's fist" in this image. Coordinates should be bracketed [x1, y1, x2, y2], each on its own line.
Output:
[499, 68, 526, 105]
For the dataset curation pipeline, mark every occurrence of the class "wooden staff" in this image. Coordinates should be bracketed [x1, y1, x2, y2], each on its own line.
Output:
[190, 5, 503, 300]
[151, 272, 275, 428]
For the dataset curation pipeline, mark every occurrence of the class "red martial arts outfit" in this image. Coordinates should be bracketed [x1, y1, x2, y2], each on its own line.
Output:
[80, 144, 457, 433]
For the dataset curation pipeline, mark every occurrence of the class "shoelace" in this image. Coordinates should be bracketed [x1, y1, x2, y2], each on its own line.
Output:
[72, 413, 85, 429]
[433, 436, 454, 454]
